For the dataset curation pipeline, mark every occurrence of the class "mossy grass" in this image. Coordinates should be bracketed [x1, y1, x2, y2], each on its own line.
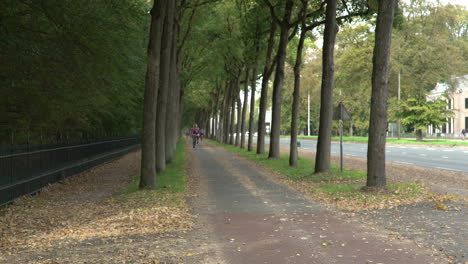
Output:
[118, 139, 187, 207]
[209, 139, 429, 210]
[313, 183, 425, 201]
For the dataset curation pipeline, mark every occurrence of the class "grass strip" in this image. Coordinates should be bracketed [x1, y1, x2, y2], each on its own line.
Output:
[209, 139, 429, 211]
[119, 139, 187, 207]
[287, 135, 468, 146]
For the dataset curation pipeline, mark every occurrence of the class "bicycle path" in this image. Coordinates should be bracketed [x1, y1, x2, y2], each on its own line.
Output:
[188, 142, 449, 263]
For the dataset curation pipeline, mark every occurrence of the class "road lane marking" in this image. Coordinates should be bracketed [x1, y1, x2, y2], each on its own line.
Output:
[442, 156, 449, 159]
[395, 161, 413, 165]
[419, 154, 427, 157]
[463, 151, 468, 153]
[435, 167, 462, 172]
[443, 149, 454, 152]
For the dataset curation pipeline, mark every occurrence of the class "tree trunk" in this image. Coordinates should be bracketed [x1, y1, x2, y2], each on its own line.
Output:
[415, 129, 423, 141]
[269, 0, 294, 159]
[257, 20, 277, 154]
[165, 15, 179, 164]
[140, 0, 166, 189]
[223, 80, 231, 143]
[229, 75, 239, 145]
[240, 67, 250, 149]
[211, 83, 221, 139]
[155, 0, 175, 173]
[248, 65, 257, 152]
[314, 0, 338, 173]
[236, 96, 242, 147]
[218, 83, 227, 142]
[289, 28, 306, 166]
[366, 0, 397, 188]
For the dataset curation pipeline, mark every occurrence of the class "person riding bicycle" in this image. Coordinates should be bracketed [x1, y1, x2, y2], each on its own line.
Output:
[191, 124, 200, 148]
[199, 128, 205, 141]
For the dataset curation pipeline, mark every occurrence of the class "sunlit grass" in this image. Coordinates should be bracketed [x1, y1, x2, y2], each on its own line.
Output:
[210, 139, 429, 210]
[208, 140, 364, 181]
[119, 139, 187, 207]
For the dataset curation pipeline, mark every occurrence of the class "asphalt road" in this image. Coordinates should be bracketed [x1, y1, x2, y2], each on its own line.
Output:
[267, 137, 468, 173]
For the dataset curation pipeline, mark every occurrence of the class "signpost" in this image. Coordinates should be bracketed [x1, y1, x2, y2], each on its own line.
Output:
[333, 102, 351, 171]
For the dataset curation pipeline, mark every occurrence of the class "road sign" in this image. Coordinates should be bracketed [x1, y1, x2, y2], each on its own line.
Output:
[332, 102, 352, 121]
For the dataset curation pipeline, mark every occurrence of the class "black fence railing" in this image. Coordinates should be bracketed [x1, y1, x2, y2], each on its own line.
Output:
[0, 136, 140, 206]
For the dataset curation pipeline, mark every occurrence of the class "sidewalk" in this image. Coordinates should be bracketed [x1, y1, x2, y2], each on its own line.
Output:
[188, 142, 451, 263]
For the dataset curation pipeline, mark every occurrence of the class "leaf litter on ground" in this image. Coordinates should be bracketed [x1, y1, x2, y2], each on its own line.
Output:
[0, 151, 193, 263]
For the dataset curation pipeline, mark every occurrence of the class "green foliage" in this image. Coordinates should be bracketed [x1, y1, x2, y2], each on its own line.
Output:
[0, 0, 150, 143]
[400, 97, 454, 133]
[181, 0, 272, 127]
[328, 2, 468, 137]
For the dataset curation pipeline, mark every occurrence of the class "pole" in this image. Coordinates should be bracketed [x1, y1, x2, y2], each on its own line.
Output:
[307, 90, 310, 136]
[339, 102, 343, 172]
[397, 71, 401, 140]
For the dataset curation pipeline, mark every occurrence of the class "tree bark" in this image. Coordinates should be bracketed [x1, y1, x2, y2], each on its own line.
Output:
[155, 0, 175, 173]
[268, 0, 294, 159]
[140, 0, 166, 189]
[415, 129, 423, 141]
[314, 0, 338, 173]
[257, 20, 277, 154]
[211, 83, 221, 139]
[289, 27, 307, 166]
[165, 13, 179, 164]
[367, 0, 397, 188]
[229, 74, 240, 145]
[248, 65, 257, 151]
[240, 66, 250, 148]
[222, 80, 231, 143]
[236, 96, 242, 147]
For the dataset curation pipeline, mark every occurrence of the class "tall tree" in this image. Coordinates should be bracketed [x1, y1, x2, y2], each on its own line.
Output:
[289, 18, 307, 166]
[140, 0, 167, 189]
[257, 19, 277, 154]
[240, 66, 250, 148]
[265, 0, 295, 159]
[248, 65, 257, 151]
[314, 0, 338, 173]
[155, 0, 176, 172]
[366, 0, 398, 188]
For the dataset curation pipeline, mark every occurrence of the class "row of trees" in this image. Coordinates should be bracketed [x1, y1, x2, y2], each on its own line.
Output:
[0, 0, 150, 144]
[178, 0, 466, 188]
[139, 0, 222, 188]
[175, 0, 395, 188]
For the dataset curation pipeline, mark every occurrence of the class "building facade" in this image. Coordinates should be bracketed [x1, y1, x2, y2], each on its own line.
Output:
[427, 75, 468, 137]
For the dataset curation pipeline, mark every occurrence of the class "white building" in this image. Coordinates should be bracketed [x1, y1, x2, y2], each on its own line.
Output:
[426, 75, 468, 136]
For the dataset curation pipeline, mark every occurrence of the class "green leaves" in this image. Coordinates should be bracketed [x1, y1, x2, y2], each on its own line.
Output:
[0, 0, 149, 142]
[400, 97, 454, 132]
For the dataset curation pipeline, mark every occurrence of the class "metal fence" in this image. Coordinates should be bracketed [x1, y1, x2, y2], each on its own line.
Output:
[0, 136, 140, 206]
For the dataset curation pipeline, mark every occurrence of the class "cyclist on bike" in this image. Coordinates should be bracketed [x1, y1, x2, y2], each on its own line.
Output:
[199, 128, 204, 142]
[191, 124, 200, 148]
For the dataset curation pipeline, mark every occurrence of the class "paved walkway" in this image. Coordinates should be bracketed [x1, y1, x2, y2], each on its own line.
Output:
[188, 142, 450, 264]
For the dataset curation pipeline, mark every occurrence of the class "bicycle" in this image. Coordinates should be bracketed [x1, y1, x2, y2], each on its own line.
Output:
[192, 134, 199, 148]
